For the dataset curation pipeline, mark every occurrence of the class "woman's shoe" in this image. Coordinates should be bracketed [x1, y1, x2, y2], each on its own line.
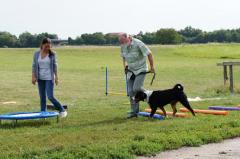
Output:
[59, 111, 68, 118]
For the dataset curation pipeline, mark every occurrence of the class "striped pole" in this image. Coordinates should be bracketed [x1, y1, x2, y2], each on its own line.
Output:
[125, 73, 129, 96]
[105, 66, 108, 96]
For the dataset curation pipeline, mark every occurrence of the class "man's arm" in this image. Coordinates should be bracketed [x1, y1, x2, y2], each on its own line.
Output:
[147, 53, 155, 73]
[123, 57, 127, 68]
[123, 57, 128, 74]
[137, 41, 155, 73]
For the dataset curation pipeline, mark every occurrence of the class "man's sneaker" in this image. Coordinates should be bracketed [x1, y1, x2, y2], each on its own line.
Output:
[127, 113, 138, 119]
[59, 111, 67, 118]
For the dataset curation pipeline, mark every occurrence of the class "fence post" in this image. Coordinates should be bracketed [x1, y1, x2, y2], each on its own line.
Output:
[229, 65, 233, 93]
[223, 65, 228, 85]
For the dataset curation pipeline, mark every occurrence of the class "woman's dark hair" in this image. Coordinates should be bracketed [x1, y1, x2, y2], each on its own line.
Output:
[40, 38, 54, 56]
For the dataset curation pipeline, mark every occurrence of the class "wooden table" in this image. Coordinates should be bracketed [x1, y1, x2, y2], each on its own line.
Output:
[217, 62, 240, 93]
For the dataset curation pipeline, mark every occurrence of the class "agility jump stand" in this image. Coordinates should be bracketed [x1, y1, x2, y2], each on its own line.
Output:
[217, 62, 240, 93]
[105, 66, 128, 96]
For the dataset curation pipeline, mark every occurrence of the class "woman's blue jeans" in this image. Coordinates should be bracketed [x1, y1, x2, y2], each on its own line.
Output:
[38, 80, 65, 112]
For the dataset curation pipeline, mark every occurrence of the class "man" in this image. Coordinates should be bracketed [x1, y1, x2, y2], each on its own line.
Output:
[118, 33, 155, 118]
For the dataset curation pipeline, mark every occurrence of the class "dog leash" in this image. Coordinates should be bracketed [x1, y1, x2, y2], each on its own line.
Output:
[150, 72, 156, 86]
[126, 69, 156, 86]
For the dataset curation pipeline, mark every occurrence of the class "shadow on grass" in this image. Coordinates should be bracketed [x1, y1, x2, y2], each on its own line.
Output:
[79, 117, 128, 127]
[0, 119, 53, 129]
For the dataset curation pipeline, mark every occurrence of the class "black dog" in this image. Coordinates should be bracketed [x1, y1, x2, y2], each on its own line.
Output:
[134, 84, 195, 117]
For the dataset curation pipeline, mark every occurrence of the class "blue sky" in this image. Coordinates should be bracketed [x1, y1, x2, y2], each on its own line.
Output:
[0, 0, 239, 38]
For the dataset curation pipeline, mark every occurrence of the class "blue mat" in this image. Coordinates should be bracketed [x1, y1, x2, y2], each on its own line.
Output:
[138, 112, 165, 120]
[0, 111, 59, 120]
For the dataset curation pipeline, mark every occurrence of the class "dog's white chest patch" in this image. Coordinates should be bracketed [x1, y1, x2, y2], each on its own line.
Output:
[144, 90, 153, 103]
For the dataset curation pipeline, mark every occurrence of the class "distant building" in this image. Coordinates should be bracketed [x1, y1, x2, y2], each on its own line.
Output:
[51, 39, 68, 46]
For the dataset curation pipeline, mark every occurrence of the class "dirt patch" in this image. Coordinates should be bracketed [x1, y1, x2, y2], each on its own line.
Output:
[138, 138, 240, 159]
[188, 97, 223, 102]
[2, 101, 17, 105]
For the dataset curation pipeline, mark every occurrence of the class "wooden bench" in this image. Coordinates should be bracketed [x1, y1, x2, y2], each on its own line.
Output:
[217, 62, 240, 93]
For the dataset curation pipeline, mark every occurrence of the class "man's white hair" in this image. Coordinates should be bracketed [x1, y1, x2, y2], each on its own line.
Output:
[119, 33, 128, 38]
[107, 32, 129, 38]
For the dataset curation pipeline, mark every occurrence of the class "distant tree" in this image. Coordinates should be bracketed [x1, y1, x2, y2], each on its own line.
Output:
[179, 26, 203, 43]
[92, 32, 106, 45]
[68, 37, 74, 45]
[142, 32, 157, 44]
[193, 32, 208, 43]
[36, 32, 58, 44]
[18, 32, 37, 47]
[0, 32, 18, 47]
[18, 32, 58, 47]
[75, 36, 84, 45]
[231, 29, 240, 42]
[179, 26, 202, 37]
[156, 28, 182, 44]
[225, 30, 233, 42]
[3, 27, 240, 48]
[207, 30, 227, 42]
[81, 32, 106, 45]
[104, 34, 118, 45]
[214, 30, 227, 42]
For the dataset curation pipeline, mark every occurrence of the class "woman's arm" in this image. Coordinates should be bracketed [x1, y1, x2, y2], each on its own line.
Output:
[32, 53, 37, 85]
[53, 54, 59, 85]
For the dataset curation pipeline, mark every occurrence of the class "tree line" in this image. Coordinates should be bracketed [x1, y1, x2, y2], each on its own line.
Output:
[1, 26, 240, 47]
[0, 32, 58, 48]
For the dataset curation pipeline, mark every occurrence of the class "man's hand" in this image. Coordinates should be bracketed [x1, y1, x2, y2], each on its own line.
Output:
[150, 67, 155, 74]
[123, 58, 128, 74]
[147, 53, 155, 74]
[124, 65, 128, 74]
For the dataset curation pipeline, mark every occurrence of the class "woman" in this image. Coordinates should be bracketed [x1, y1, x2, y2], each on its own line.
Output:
[32, 38, 67, 118]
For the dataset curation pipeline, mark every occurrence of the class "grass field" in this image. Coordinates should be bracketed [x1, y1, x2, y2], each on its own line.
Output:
[1, 44, 240, 159]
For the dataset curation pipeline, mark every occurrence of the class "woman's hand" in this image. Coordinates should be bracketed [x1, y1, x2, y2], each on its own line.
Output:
[32, 75, 37, 85]
[55, 76, 59, 85]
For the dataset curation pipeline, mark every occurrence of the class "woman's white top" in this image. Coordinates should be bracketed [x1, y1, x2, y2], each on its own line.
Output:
[38, 54, 52, 80]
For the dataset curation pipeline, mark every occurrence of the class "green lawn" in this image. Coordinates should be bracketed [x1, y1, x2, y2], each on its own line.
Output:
[1, 44, 240, 159]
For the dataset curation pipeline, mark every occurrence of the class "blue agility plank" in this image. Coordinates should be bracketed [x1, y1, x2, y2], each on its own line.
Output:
[209, 106, 240, 111]
[0, 111, 59, 120]
[138, 112, 165, 120]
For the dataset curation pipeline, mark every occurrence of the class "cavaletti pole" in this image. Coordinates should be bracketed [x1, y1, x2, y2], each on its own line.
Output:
[180, 108, 228, 115]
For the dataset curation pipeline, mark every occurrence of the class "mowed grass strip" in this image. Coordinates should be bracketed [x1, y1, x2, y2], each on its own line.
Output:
[0, 44, 240, 159]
